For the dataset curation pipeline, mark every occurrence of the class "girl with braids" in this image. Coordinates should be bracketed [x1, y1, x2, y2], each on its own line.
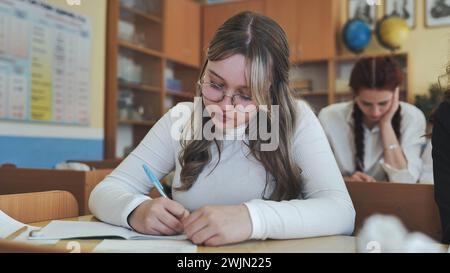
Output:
[319, 56, 426, 183]
[432, 90, 450, 243]
[89, 12, 355, 246]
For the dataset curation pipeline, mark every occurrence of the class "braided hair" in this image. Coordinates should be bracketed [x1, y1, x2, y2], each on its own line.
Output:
[349, 57, 404, 172]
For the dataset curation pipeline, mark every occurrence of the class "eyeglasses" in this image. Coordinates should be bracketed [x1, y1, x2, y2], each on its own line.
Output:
[197, 79, 256, 113]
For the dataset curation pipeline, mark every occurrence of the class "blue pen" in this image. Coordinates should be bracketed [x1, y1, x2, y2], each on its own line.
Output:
[142, 164, 168, 198]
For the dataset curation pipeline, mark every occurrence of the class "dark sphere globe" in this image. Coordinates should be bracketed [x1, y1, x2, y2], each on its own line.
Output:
[343, 19, 372, 54]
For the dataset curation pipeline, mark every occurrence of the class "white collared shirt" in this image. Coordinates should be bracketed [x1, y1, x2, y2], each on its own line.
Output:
[89, 100, 355, 240]
[318, 101, 426, 183]
[419, 140, 433, 184]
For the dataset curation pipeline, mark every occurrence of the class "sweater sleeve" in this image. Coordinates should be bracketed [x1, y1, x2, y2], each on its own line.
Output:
[244, 101, 355, 239]
[432, 102, 450, 244]
[88, 103, 191, 228]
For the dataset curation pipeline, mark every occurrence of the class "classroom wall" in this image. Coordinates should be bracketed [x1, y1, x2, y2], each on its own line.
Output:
[339, 0, 450, 96]
[0, 0, 106, 168]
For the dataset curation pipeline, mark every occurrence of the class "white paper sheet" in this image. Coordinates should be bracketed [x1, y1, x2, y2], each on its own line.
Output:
[0, 210, 29, 238]
[0, 210, 58, 245]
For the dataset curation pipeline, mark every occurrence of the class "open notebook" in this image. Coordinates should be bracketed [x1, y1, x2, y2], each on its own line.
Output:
[28, 220, 187, 241]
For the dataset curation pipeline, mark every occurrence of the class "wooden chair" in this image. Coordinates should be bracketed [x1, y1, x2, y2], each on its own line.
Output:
[345, 180, 442, 241]
[0, 191, 79, 224]
[0, 168, 112, 214]
[0, 164, 17, 169]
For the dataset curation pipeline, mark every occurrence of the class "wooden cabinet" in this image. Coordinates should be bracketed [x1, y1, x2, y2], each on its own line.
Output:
[105, 0, 164, 159]
[265, 0, 338, 62]
[297, 0, 337, 62]
[264, 0, 299, 62]
[202, 0, 337, 62]
[165, 0, 200, 67]
[202, 0, 265, 53]
[105, 0, 200, 159]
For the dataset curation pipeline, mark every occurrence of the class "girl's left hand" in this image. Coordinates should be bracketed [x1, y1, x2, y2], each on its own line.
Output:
[380, 88, 400, 126]
[183, 205, 252, 246]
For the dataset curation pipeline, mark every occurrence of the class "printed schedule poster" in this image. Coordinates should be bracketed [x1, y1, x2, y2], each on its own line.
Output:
[0, 0, 91, 125]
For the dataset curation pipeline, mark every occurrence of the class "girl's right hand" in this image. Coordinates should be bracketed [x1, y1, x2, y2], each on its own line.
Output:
[350, 171, 376, 182]
[128, 198, 190, 235]
[379, 87, 400, 126]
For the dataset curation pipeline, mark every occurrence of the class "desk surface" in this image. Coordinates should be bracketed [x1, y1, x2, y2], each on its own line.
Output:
[28, 215, 357, 253]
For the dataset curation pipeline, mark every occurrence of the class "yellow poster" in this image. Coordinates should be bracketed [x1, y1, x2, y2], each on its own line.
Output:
[0, 0, 91, 125]
[30, 24, 52, 121]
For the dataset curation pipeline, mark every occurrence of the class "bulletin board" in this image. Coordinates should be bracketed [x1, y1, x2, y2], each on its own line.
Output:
[0, 0, 92, 125]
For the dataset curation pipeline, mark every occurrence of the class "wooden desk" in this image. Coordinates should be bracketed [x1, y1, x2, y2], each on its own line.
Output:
[345, 180, 441, 241]
[28, 215, 357, 253]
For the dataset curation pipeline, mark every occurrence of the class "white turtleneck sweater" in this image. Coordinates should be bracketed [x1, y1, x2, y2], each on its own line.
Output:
[89, 100, 355, 240]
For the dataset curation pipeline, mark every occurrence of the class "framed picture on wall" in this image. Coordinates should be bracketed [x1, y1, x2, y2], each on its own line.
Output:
[426, 0, 450, 28]
[348, 0, 377, 30]
[385, 0, 416, 28]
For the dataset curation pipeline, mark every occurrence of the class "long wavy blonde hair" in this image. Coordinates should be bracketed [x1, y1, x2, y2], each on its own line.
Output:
[176, 11, 302, 201]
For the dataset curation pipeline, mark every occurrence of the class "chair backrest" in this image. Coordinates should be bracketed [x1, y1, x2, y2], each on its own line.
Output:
[345, 181, 442, 241]
[0, 168, 112, 215]
[0, 191, 79, 224]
